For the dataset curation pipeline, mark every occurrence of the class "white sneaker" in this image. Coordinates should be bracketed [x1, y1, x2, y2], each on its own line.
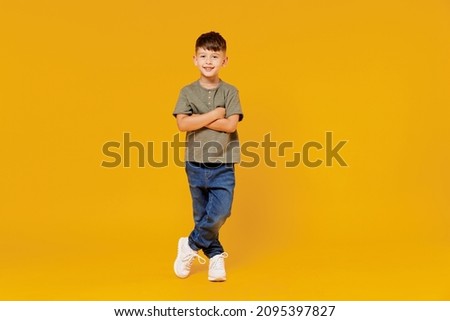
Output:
[174, 237, 205, 278]
[208, 252, 228, 282]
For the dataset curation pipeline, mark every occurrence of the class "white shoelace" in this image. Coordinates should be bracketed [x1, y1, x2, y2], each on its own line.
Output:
[183, 252, 206, 267]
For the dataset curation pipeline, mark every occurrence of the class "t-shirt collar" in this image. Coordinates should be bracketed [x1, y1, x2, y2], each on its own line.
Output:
[197, 79, 222, 91]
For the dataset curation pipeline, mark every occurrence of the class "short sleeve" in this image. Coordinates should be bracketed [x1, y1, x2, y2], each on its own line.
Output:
[225, 89, 244, 121]
[172, 88, 192, 117]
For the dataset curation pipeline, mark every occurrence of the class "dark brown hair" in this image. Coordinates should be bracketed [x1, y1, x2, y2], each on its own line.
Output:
[195, 31, 227, 52]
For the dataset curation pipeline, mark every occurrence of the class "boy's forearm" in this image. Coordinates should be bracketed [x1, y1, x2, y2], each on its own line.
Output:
[205, 115, 239, 133]
[177, 110, 221, 132]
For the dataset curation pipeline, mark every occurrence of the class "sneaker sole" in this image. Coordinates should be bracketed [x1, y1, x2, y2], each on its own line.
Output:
[208, 276, 226, 282]
[174, 261, 189, 278]
[174, 238, 189, 278]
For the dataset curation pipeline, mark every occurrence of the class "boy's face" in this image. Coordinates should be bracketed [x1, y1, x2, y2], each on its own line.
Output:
[193, 48, 228, 80]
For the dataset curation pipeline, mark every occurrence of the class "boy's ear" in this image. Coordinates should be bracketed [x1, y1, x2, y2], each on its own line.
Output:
[222, 56, 229, 66]
[193, 55, 198, 66]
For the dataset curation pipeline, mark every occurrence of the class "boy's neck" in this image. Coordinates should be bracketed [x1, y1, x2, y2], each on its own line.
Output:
[198, 76, 221, 89]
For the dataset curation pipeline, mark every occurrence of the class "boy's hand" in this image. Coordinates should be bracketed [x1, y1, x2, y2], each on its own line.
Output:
[214, 107, 226, 119]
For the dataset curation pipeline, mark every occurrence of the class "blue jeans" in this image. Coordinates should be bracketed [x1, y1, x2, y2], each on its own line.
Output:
[185, 161, 235, 258]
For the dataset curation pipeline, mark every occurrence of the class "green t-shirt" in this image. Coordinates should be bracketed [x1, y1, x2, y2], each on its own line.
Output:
[173, 80, 244, 163]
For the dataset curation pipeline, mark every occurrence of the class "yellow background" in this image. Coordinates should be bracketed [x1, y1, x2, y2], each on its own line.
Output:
[1, 0, 449, 300]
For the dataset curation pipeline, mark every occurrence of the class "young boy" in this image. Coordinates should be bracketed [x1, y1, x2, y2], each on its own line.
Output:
[173, 31, 243, 282]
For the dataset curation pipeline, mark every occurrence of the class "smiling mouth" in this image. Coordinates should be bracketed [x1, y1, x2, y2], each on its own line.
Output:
[203, 67, 214, 72]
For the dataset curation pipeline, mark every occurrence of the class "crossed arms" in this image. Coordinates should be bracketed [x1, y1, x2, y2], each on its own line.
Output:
[176, 107, 239, 133]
